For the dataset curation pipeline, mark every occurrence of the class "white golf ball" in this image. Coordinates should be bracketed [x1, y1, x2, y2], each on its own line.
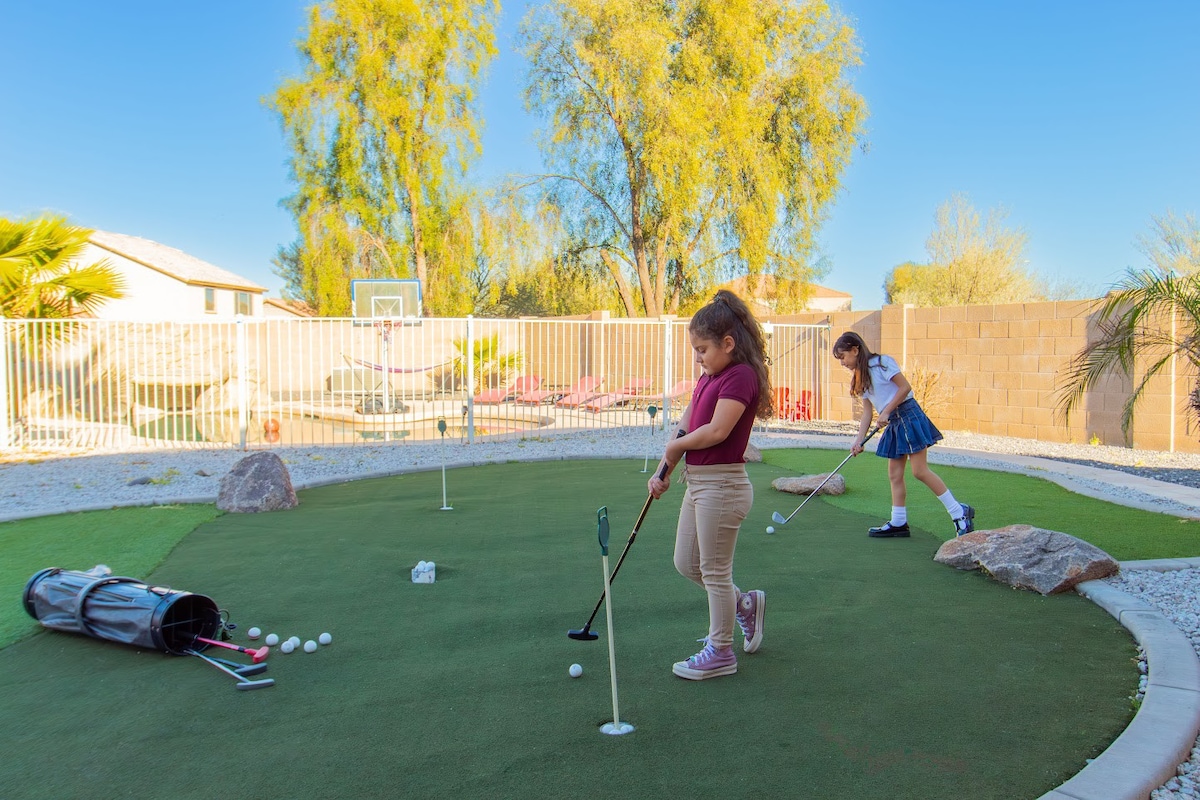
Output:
[569, 663, 583, 678]
[417, 560, 428, 571]
[318, 632, 332, 646]
[425, 561, 435, 571]
[304, 639, 318, 653]
[766, 525, 775, 534]
[288, 636, 301, 648]
[280, 640, 295, 654]
[246, 626, 261, 639]
[264, 633, 280, 646]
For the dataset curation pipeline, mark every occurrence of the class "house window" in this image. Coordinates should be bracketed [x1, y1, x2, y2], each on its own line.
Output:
[204, 287, 216, 313]
[235, 292, 252, 316]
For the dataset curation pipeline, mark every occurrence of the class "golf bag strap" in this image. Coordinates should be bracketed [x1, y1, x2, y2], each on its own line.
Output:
[73, 577, 144, 638]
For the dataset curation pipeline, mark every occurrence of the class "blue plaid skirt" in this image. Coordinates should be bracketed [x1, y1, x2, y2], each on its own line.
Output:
[875, 397, 942, 458]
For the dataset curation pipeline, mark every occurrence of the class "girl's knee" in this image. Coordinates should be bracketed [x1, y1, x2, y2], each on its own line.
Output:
[674, 554, 701, 583]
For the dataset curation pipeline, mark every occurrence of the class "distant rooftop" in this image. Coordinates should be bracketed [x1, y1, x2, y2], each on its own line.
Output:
[89, 231, 266, 292]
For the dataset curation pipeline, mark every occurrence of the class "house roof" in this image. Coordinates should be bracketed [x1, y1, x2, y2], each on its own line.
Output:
[89, 231, 266, 293]
[721, 274, 851, 314]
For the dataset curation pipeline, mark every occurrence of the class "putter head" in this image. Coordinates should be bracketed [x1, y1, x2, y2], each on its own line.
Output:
[251, 646, 270, 663]
[567, 628, 599, 641]
[771, 511, 787, 525]
[235, 678, 275, 691]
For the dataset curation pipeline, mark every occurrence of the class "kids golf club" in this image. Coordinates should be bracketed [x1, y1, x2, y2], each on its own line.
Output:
[186, 648, 275, 690]
[568, 430, 683, 641]
[195, 635, 270, 663]
[771, 426, 881, 527]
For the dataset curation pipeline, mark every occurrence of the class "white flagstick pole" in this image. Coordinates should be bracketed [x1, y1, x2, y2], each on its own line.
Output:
[597, 507, 633, 735]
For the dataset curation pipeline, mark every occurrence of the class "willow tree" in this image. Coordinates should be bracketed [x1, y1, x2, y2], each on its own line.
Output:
[271, 0, 497, 315]
[521, 0, 865, 317]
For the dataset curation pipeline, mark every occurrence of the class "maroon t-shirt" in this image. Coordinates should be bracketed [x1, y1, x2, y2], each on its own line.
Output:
[685, 363, 759, 466]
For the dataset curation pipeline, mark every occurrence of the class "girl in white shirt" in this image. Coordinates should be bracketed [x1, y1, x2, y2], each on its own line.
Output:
[832, 331, 976, 538]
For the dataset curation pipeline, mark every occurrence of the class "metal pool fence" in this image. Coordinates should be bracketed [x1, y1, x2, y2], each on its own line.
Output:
[0, 317, 830, 454]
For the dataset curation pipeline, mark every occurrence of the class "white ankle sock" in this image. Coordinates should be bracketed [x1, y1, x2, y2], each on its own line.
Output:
[938, 490, 963, 519]
[891, 506, 907, 526]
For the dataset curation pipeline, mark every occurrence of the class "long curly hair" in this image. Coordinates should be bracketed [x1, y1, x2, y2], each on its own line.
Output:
[689, 289, 774, 419]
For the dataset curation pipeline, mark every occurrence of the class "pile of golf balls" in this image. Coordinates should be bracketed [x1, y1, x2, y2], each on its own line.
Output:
[415, 560, 436, 573]
[269, 632, 333, 653]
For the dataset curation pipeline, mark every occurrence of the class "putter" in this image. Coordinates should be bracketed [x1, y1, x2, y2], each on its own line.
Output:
[568, 429, 683, 641]
[195, 635, 270, 663]
[771, 426, 881, 527]
[186, 649, 275, 690]
[208, 654, 269, 677]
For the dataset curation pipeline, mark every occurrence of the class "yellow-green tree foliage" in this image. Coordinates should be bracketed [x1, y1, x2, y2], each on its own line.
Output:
[270, 0, 497, 316]
[885, 194, 1039, 307]
[521, 0, 866, 317]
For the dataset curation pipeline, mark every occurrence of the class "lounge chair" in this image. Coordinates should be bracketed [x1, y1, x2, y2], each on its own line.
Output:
[474, 375, 541, 405]
[661, 379, 696, 407]
[554, 376, 607, 408]
[517, 375, 599, 406]
[582, 377, 653, 412]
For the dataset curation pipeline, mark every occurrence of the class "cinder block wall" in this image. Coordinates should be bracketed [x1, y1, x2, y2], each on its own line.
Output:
[764, 300, 1200, 454]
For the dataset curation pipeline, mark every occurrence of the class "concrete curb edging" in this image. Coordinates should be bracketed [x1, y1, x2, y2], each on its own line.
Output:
[1038, 566, 1200, 800]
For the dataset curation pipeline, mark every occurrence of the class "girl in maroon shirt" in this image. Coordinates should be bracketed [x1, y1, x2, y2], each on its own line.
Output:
[649, 290, 774, 680]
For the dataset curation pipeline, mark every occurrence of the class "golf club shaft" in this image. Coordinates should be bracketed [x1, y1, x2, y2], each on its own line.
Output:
[570, 430, 684, 638]
[776, 426, 880, 525]
[195, 636, 269, 662]
[188, 649, 274, 689]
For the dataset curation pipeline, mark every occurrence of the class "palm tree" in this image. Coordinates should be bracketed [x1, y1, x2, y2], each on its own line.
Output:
[1057, 268, 1200, 434]
[0, 214, 126, 319]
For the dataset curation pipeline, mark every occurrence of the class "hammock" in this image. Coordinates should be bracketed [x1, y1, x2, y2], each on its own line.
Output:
[341, 353, 451, 374]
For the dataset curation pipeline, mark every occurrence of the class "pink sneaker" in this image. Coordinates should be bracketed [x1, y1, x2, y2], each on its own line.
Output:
[736, 590, 765, 654]
[672, 642, 737, 680]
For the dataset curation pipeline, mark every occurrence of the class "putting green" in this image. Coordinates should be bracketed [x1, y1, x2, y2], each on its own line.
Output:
[0, 459, 1135, 799]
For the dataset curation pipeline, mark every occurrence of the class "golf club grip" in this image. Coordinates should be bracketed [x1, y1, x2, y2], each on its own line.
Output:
[655, 427, 686, 481]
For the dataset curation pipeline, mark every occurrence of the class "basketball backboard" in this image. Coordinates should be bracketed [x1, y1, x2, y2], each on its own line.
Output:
[350, 279, 422, 321]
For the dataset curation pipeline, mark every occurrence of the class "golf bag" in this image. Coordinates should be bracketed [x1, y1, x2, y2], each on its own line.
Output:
[22, 565, 222, 655]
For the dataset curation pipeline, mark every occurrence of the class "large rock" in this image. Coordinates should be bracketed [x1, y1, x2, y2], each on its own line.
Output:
[771, 473, 846, 496]
[217, 452, 298, 513]
[744, 443, 762, 462]
[934, 524, 1118, 595]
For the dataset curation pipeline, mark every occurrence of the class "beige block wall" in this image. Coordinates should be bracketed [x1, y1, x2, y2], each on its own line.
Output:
[765, 299, 1200, 454]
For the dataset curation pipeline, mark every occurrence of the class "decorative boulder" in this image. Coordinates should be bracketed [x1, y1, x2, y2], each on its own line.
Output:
[934, 524, 1118, 595]
[744, 443, 762, 462]
[771, 473, 846, 496]
[217, 452, 298, 513]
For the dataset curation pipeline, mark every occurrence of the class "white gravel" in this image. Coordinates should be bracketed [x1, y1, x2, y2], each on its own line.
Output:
[5, 423, 1200, 797]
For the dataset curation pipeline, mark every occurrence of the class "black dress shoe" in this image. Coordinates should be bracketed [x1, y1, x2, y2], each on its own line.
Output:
[868, 521, 910, 538]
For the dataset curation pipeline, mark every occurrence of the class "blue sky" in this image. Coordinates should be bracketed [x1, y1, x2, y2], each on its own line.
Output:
[2, 1, 1197, 309]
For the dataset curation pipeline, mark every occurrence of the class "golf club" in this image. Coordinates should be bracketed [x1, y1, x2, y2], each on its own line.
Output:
[771, 426, 881, 527]
[195, 635, 270, 663]
[208, 654, 269, 677]
[568, 429, 683, 641]
[186, 648, 275, 690]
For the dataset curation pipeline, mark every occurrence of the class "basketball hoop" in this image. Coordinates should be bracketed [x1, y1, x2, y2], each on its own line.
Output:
[373, 318, 400, 342]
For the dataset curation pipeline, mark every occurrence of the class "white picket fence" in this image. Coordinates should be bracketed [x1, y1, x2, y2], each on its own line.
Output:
[0, 317, 830, 453]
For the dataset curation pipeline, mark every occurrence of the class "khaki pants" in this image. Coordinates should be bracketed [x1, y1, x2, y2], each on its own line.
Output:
[673, 463, 753, 649]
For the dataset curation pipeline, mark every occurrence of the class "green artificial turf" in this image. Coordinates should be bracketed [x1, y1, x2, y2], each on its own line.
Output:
[0, 456, 1145, 799]
[762, 447, 1200, 559]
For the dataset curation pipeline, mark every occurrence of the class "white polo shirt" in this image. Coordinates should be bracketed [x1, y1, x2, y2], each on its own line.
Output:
[862, 354, 913, 411]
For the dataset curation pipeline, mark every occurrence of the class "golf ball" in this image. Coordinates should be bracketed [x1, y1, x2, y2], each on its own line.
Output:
[265, 633, 280, 646]
[318, 632, 332, 646]
[289, 636, 301, 648]
[425, 561, 435, 571]
[569, 663, 583, 678]
[417, 560, 428, 571]
[246, 626, 261, 639]
[280, 640, 295, 654]
[304, 640, 318, 653]
[766, 525, 775, 534]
